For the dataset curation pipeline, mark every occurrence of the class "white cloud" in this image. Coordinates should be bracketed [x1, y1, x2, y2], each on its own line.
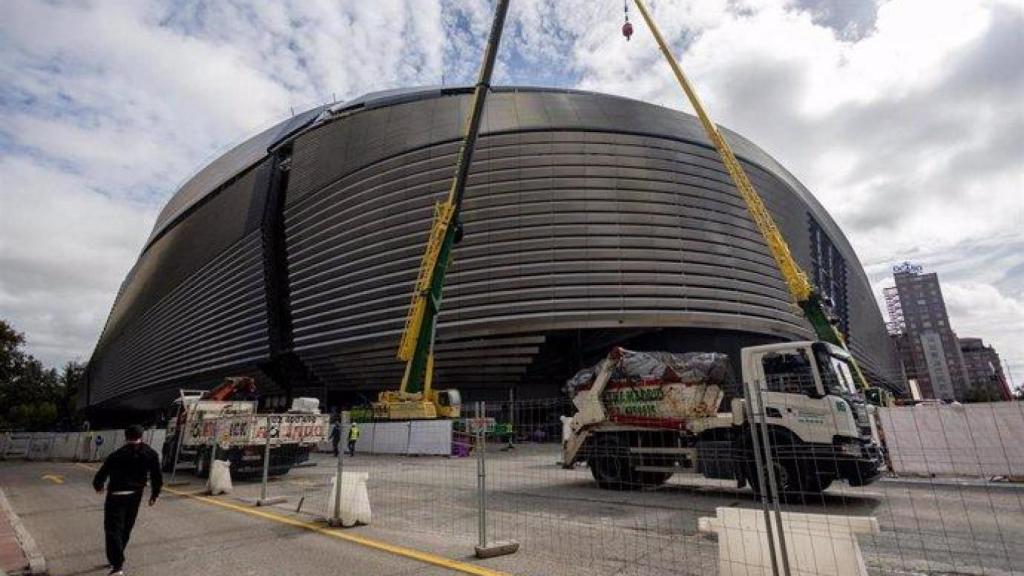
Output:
[0, 0, 450, 366]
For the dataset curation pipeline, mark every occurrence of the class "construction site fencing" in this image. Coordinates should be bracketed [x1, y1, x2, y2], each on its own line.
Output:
[742, 384, 1024, 576]
[139, 396, 1024, 576]
[0, 429, 166, 462]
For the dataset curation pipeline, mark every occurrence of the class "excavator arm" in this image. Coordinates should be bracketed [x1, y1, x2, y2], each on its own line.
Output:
[632, 0, 873, 393]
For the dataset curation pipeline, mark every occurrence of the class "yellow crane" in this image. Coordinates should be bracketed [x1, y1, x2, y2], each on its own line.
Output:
[373, 0, 889, 421]
[630, 0, 882, 398]
[372, 0, 511, 420]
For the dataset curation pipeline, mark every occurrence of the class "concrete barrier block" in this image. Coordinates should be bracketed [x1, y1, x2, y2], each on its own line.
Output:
[699, 507, 879, 576]
[326, 471, 371, 527]
[26, 433, 55, 461]
[2, 433, 31, 459]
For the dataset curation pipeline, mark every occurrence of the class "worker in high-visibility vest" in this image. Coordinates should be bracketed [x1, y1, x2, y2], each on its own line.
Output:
[347, 423, 360, 457]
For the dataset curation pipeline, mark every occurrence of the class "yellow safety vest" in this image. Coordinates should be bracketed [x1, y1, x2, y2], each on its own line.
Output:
[348, 426, 360, 441]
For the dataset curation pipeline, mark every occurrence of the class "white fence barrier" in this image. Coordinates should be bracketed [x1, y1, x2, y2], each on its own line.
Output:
[0, 429, 167, 463]
[880, 402, 1024, 477]
[2, 433, 32, 459]
[698, 507, 879, 576]
[27, 434, 55, 460]
[346, 420, 452, 456]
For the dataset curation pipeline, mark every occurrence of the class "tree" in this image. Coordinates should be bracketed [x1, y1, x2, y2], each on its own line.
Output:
[58, 361, 86, 427]
[0, 318, 70, 430]
[0, 320, 26, 385]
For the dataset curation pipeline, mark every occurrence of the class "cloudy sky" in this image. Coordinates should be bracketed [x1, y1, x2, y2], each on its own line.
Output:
[1, 0, 1021, 383]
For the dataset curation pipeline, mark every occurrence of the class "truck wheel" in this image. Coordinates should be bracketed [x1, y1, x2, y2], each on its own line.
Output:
[161, 441, 177, 473]
[636, 470, 673, 488]
[799, 472, 833, 493]
[195, 449, 211, 478]
[793, 461, 834, 494]
[746, 460, 799, 500]
[588, 435, 638, 490]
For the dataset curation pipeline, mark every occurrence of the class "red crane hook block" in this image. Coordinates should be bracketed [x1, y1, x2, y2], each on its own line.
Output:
[622, 20, 633, 40]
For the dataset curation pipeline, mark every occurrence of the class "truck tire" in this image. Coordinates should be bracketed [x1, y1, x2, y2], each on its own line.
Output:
[793, 459, 834, 494]
[194, 448, 211, 479]
[636, 469, 673, 488]
[746, 459, 795, 499]
[161, 440, 177, 473]
[747, 459, 831, 501]
[588, 435, 671, 490]
[589, 435, 638, 490]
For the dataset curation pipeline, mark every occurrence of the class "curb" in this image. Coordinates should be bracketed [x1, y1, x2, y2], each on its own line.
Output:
[0, 488, 46, 575]
[880, 475, 1024, 490]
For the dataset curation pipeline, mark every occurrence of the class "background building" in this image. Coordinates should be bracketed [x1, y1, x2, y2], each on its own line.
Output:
[959, 337, 1011, 401]
[884, 263, 970, 400]
[82, 86, 905, 421]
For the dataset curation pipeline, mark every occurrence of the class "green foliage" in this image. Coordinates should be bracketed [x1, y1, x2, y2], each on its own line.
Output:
[0, 318, 83, 431]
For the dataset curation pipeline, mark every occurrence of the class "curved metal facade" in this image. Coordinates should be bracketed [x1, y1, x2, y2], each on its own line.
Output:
[84, 87, 904, 413]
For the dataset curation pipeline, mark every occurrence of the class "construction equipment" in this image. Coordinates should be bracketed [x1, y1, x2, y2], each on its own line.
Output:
[630, 0, 891, 404]
[372, 0, 510, 421]
[563, 344, 884, 495]
[372, 0, 889, 421]
[621, 0, 633, 40]
[162, 378, 329, 477]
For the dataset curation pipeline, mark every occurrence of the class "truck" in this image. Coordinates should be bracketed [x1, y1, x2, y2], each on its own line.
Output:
[562, 342, 884, 498]
[162, 378, 330, 478]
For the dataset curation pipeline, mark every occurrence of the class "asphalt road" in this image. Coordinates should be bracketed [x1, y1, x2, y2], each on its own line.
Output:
[3, 446, 1023, 576]
[0, 460, 497, 576]
[258, 445, 1024, 576]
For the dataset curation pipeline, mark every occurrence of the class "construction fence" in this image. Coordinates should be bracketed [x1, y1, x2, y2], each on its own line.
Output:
[235, 397, 1024, 576]
[0, 429, 166, 462]
[6, 399, 1023, 575]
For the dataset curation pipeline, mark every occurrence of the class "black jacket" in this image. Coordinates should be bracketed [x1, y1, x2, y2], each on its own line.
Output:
[93, 442, 163, 500]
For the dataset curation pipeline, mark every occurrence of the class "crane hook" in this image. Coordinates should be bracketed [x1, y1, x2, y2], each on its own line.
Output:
[622, 0, 633, 41]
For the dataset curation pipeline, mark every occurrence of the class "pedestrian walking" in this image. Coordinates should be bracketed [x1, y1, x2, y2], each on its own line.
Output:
[347, 422, 360, 457]
[92, 425, 162, 576]
[329, 421, 342, 457]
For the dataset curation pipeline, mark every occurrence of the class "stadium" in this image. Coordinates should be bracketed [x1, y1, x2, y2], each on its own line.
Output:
[81, 86, 905, 420]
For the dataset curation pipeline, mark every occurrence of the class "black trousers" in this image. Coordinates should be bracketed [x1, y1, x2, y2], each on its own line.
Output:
[104, 492, 143, 569]
[332, 437, 340, 456]
[347, 439, 356, 456]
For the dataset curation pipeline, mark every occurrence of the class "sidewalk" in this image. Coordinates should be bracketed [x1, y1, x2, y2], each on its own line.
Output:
[0, 488, 45, 575]
[881, 474, 1024, 490]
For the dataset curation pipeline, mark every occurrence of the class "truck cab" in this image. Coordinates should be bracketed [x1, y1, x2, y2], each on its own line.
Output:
[739, 341, 884, 492]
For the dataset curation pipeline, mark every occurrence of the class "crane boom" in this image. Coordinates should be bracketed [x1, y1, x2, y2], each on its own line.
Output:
[375, 0, 510, 420]
[632, 0, 871, 391]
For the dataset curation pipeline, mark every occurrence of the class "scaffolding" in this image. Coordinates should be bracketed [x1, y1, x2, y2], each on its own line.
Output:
[883, 285, 905, 335]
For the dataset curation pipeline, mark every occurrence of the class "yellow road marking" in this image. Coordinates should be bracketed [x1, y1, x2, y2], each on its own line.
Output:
[42, 474, 64, 484]
[71, 463, 508, 576]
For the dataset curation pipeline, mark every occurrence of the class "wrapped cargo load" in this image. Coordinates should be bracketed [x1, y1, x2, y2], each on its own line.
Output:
[567, 347, 734, 430]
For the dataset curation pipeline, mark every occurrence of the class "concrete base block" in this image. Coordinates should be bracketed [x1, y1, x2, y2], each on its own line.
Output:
[699, 507, 879, 576]
[474, 540, 520, 559]
[326, 472, 371, 527]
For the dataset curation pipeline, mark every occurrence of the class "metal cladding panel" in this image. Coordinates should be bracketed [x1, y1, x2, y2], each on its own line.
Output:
[145, 107, 323, 249]
[283, 89, 902, 391]
[86, 87, 904, 411]
[96, 161, 269, 355]
[87, 158, 274, 410]
[89, 231, 270, 406]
